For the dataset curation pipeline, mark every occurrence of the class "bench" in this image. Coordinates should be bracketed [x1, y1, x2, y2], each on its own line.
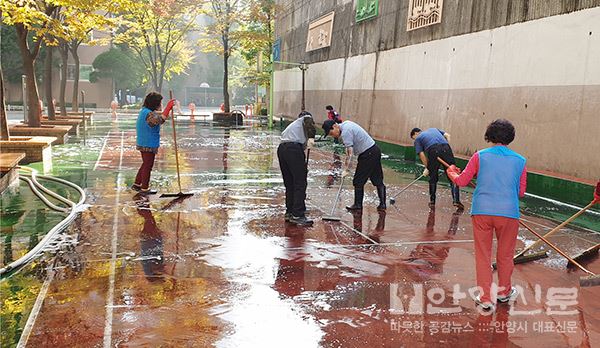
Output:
[9, 125, 70, 145]
[0, 136, 56, 173]
[0, 152, 25, 193]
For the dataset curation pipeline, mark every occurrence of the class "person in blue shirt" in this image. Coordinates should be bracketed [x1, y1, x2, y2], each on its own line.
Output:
[132, 92, 175, 195]
[411, 127, 464, 210]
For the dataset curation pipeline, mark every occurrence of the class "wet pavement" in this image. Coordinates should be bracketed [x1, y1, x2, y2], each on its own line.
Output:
[2, 114, 600, 347]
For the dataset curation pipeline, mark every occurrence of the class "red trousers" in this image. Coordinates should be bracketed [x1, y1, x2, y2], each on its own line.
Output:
[472, 215, 519, 303]
[134, 151, 156, 189]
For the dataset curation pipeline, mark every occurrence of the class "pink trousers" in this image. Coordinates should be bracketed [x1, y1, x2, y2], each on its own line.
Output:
[472, 215, 519, 303]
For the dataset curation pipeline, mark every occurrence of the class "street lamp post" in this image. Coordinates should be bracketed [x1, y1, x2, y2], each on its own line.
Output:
[271, 61, 309, 128]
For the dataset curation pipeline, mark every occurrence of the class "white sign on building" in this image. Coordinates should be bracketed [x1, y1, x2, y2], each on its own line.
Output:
[306, 11, 335, 52]
[407, 0, 444, 31]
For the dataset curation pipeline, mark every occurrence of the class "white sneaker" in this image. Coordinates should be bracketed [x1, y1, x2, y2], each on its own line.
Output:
[497, 286, 518, 303]
[474, 295, 496, 312]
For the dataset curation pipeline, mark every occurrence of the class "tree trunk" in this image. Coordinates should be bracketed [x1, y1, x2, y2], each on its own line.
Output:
[15, 26, 41, 127]
[0, 65, 9, 140]
[22, 54, 41, 127]
[151, 72, 159, 93]
[70, 43, 80, 112]
[59, 43, 68, 116]
[120, 89, 127, 106]
[44, 45, 56, 120]
[223, 52, 230, 113]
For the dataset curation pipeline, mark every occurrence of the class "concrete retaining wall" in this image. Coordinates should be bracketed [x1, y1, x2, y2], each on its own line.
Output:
[274, 1, 600, 180]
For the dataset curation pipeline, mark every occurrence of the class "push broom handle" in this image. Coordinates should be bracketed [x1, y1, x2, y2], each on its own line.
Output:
[437, 157, 476, 188]
[329, 156, 353, 215]
[391, 174, 424, 199]
[169, 90, 183, 193]
[515, 200, 597, 258]
[519, 220, 594, 276]
[329, 174, 345, 215]
[437, 158, 597, 258]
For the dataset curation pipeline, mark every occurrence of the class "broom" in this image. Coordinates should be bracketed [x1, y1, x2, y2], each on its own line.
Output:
[322, 174, 345, 222]
[519, 220, 600, 287]
[389, 174, 424, 205]
[160, 91, 194, 199]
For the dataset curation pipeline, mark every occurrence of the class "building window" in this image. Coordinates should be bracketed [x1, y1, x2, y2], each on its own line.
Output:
[407, 0, 444, 31]
[67, 64, 94, 81]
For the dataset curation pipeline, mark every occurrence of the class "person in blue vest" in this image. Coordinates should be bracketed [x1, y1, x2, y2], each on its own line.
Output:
[411, 127, 464, 210]
[131, 92, 175, 195]
[446, 119, 527, 311]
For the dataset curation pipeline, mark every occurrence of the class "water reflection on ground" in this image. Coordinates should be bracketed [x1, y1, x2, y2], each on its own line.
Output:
[1, 114, 599, 347]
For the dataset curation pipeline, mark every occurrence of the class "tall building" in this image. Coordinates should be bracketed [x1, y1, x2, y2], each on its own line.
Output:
[273, 0, 600, 180]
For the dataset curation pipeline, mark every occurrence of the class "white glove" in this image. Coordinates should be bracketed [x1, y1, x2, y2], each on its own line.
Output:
[422, 168, 430, 177]
[307, 138, 315, 149]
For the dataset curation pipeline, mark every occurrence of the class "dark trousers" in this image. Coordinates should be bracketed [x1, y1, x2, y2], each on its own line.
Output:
[278, 142, 307, 217]
[353, 144, 384, 189]
[135, 151, 156, 189]
[425, 144, 460, 203]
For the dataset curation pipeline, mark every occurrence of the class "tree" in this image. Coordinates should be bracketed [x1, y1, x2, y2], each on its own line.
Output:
[115, 0, 203, 93]
[89, 47, 143, 105]
[1, 1, 59, 127]
[238, 0, 274, 90]
[200, 0, 248, 113]
[43, 8, 60, 119]
[1, 49, 8, 140]
[58, 39, 69, 116]
[1, 0, 119, 126]
[1, 12, 10, 140]
[0, 25, 46, 85]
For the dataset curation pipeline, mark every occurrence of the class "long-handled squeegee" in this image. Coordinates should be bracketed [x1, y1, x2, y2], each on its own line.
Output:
[160, 91, 194, 199]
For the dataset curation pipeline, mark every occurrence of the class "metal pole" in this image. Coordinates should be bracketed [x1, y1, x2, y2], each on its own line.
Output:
[81, 90, 86, 145]
[301, 61, 306, 111]
[22, 75, 27, 124]
[269, 70, 273, 129]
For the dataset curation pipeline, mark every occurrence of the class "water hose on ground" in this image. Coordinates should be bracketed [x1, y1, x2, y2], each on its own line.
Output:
[0, 167, 86, 276]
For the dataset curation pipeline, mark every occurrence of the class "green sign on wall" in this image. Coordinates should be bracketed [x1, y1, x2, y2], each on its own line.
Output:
[356, 0, 378, 23]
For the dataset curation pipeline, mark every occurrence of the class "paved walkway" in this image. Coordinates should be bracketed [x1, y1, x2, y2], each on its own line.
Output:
[2, 115, 600, 347]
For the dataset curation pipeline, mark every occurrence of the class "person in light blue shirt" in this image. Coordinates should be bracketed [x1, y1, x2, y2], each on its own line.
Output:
[323, 120, 387, 211]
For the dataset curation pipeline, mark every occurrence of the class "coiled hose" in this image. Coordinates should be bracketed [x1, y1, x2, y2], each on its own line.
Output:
[0, 167, 86, 275]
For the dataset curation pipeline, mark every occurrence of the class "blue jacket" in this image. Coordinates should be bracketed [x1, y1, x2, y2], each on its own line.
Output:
[136, 107, 161, 148]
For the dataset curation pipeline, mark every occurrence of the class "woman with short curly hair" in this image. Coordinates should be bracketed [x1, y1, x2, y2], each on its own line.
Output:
[131, 92, 176, 195]
[446, 119, 527, 311]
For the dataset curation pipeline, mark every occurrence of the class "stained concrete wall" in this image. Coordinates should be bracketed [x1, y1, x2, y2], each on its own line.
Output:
[274, 1, 600, 180]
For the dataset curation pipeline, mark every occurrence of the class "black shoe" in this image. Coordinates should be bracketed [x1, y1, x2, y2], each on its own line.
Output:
[284, 212, 292, 222]
[139, 188, 158, 195]
[428, 182, 437, 208]
[346, 188, 364, 211]
[376, 185, 386, 211]
[290, 215, 314, 226]
[453, 201, 465, 211]
[131, 184, 142, 192]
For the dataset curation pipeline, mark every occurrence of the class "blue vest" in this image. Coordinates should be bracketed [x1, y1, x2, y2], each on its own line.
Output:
[471, 146, 526, 219]
[136, 107, 161, 148]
